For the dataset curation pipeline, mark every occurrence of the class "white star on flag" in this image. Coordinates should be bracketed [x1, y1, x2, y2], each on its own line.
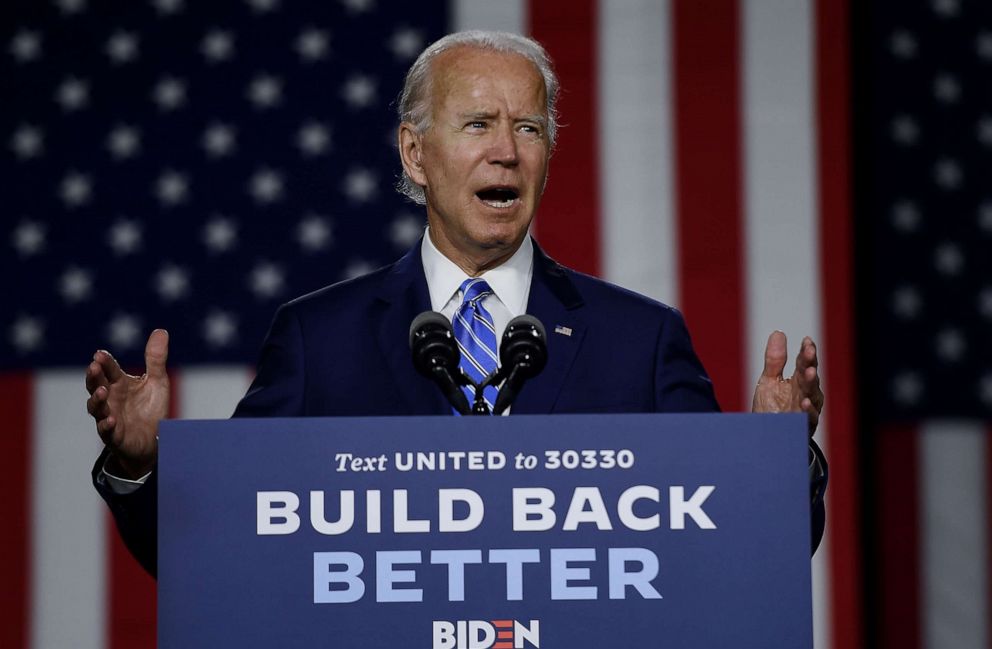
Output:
[201, 30, 235, 63]
[296, 121, 331, 155]
[9, 30, 42, 63]
[107, 219, 143, 255]
[248, 168, 284, 204]
[107, 125, 141, 159]
[155, 170, 190, 206]
[247, 74, 283, 109]
[59, 172, 92, 207]
[9, 315, 44, 353]
[296, 28, 329, 61]
[11, 220, 46, 256]
[202, 123, 237, 157]
[343, 167, 377, 203]
[10, 125, 44, 159]
[107, 314, 142, 349]
[389, 213, 424, 248]
[152, 77, 187, 111]
[59, 266, 94, 304]
[389, 28, 423, 60]
[203, 311, 237, 347]
[55, 77, 89, 111]
[203, 215, 238, 253]
[155, 265, 191, 301]
[106, 32, 139, 64]
[342, 74, 376, 108]
[296, 214, 332, 251]
[249, 262, 285, 298]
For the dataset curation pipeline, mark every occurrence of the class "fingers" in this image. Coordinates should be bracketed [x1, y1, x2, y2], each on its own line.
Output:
[92, 349, 125, 384]
[793, 338, 823, 402]
[759, 330, 788, 382]
[792, 337, 824, 434]
[87, 386, 118, 443]
[84, 359, 109, 395]
[96, 415, 118, 445]
[801, 396, 821, 435]
[144, 329, 170, 380]
[795, 336, 818, 372]
[86, 385, 110, 419]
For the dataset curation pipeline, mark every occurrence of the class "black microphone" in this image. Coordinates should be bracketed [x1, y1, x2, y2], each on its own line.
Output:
[492, 315, 547, 415]
[409, 311, 472, 415]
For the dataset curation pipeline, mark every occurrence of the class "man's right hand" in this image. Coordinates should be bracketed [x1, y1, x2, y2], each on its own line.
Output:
[85, 329, 170, 479]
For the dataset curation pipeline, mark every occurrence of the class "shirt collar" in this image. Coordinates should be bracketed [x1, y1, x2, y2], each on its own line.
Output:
[420, 227, 533, 313]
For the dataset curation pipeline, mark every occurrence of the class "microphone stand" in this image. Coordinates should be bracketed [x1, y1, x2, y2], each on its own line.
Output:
[451, 367, 493, 415]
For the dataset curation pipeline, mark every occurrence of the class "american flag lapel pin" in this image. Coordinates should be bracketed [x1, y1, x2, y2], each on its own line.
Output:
[554, 325, 572, 337]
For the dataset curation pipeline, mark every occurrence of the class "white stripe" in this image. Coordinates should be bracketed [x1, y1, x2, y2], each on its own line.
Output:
[31, 371, 107, 649]
[921, 421, 989, 649]
[456, 339, 490, 379]
[598, 0, 677, 305]
[178, 366, 253, 419]
[742, 0, 821, 404]
[452, 0, 526, 34]
[741, 3, 829, 647]
[473, 310, 497, 335]
[811, 523, 832, 649]
[455, 312, 499, 363]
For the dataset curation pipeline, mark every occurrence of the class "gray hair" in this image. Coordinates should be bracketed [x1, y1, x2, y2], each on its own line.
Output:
[395, 30, 560, 205]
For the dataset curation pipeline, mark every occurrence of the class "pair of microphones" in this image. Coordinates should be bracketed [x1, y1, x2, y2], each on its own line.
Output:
[409, 311, 547, 415]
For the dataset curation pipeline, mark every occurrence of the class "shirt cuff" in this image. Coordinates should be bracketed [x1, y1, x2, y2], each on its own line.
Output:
[100, 457, 152, 495]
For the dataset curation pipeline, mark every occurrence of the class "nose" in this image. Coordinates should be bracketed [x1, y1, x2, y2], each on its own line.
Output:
[487, 123, 518, 166]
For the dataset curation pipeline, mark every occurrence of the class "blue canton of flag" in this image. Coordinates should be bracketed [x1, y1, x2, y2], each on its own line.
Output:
[1, 0, 448, 369]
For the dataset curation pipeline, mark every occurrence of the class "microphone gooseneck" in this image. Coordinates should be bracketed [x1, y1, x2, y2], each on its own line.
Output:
[410, 311, 472, 415]
[491, 315, 547, 414]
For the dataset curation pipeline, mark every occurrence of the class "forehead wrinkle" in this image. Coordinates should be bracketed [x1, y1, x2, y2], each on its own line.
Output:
[428, 47, 548, 122]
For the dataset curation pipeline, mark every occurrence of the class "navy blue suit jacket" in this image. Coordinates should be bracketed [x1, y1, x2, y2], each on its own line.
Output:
[94, 239, 827, 576]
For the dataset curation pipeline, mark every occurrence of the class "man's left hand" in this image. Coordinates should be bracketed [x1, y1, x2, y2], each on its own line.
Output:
[752, 331, 824, 435]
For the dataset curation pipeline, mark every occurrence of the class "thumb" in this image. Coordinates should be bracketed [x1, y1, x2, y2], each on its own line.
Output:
[760, 330, 787, 382]
[144, 329, 170, 379]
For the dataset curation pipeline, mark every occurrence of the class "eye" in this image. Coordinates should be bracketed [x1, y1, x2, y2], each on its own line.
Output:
[518, 123, 542, 137]
[465, 121, 487, 130]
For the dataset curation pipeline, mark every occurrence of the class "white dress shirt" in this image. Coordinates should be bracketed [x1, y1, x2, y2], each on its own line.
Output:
[420, 227, 534, 350]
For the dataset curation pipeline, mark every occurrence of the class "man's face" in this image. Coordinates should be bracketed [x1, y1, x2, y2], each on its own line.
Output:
[400, 47, 551, 271]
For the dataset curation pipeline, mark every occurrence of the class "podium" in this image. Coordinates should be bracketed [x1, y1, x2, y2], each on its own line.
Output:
[158, 413, 812, 648]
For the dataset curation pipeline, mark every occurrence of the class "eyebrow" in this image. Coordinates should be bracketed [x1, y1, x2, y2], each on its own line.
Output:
[456, 111, 547, 127]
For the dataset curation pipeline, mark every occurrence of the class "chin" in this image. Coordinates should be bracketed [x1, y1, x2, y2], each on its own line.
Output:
[474, 224, 528, 249]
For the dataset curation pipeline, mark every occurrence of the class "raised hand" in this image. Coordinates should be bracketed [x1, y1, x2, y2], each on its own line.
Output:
[85, 329, 170, 478]
[751, 331, 823, 435]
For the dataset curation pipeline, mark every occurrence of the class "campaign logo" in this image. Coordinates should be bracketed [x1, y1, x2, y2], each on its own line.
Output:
[432, 619, 540, 649]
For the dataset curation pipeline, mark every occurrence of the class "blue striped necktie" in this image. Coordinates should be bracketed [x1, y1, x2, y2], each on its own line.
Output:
[452, 278, 499, 413]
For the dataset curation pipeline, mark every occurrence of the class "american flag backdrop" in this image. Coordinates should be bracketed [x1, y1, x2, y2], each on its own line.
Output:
[1, 0, 986, 647]
[859, 2, 992, 649]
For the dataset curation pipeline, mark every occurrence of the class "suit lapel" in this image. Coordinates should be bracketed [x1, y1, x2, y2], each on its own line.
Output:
[374, 243, 450, 415]
[512, 242, 585, 414]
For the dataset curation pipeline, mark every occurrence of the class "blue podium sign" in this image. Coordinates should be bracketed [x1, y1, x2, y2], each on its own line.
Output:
[158, 413, 812, 648]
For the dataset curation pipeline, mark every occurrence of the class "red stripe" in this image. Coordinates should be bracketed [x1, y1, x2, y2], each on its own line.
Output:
[527, 0, 601, 277]
[0, 374, 33, 649]
[875, 424, 920, 649]
[672, 0, 746, 411]
[106, 368, 176, 648]
[107, 512, 157, 649]
[814, 0, 863, 646]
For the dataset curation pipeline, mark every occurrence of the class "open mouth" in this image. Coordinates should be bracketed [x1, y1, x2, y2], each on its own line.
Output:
[476, 187, 519, 209]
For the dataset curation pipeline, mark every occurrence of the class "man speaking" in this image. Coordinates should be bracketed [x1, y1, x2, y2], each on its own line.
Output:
[84, 31, 827, 577]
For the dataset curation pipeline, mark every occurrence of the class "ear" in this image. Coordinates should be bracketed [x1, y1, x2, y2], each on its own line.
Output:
[398, 122, 428, 187]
